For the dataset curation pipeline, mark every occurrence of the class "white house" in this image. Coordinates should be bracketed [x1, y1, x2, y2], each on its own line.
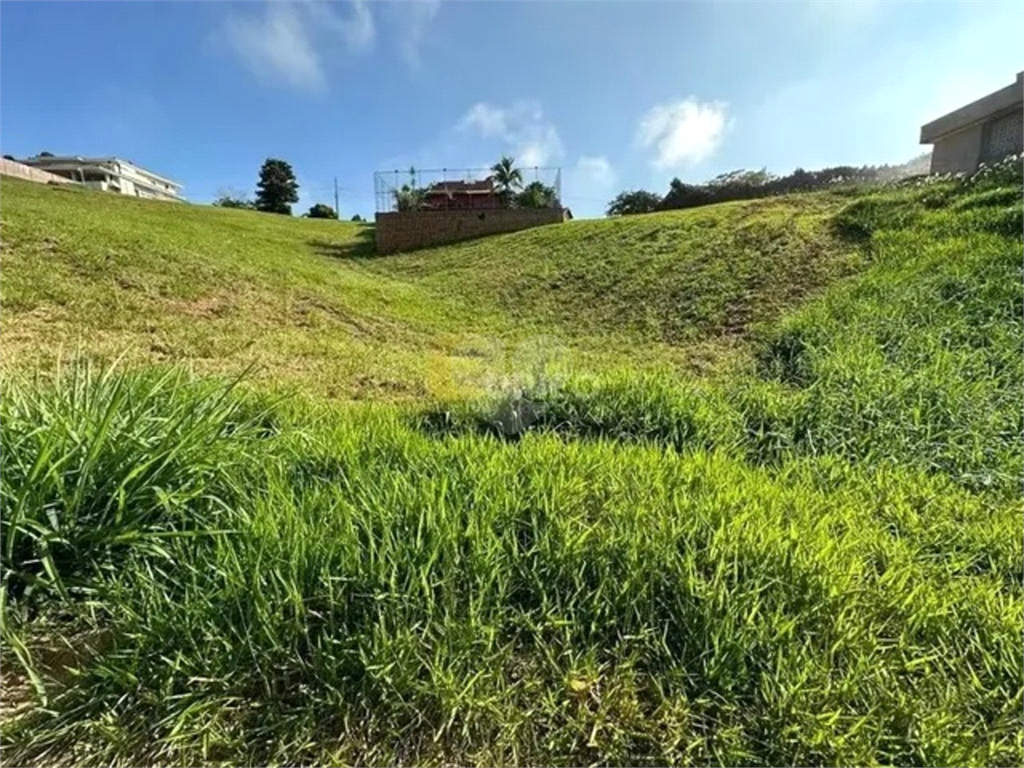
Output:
[21, 155, 183, 201]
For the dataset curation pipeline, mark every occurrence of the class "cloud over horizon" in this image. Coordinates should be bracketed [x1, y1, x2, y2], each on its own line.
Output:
[218, 1, 374, 91]
[382, 0, 441, 68]
[636, 98, 729, 169]
[574, 156, 616, 188]
[459, 100, 565, 167]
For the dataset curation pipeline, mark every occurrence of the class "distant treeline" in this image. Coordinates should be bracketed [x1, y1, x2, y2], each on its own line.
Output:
[607, 154, 932, 216]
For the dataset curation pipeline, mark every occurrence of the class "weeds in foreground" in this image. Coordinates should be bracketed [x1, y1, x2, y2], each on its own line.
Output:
[2, 367, 1021, 767]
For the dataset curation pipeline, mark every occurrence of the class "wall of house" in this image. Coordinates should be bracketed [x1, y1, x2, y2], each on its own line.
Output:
[375, 207, 569, 254]
[929, 123, 985, 174]
[0, 158, 79, 186]
[980, 109, 1024, 162]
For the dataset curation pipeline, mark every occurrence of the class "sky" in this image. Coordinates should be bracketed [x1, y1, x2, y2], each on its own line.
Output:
[1, 0, 1021, 219]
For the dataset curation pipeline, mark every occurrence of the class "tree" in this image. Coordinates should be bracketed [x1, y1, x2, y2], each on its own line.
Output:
[39, 151, 54, 157]
[606, 189, 662, 216]
[393, 184, 426, 211]
[659, 178, 714, 211]
[490, 155, 523, 206]
[516, 181, 557, 208]
[351, 214, 364, 222]
[707, 168, 775, 187]
[255, 158, 299, 215]
[307, 203, 338, 219]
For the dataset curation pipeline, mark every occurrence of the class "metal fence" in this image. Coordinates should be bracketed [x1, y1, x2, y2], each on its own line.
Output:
[373, 166, 561, 213]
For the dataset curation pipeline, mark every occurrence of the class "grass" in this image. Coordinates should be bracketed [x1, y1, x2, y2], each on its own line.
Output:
[0, 177, 864, 397]
[0, 159, 1021, 766]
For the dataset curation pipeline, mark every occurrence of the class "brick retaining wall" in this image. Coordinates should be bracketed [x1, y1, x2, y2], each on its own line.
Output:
[0, 158, 79, 186]
[375, 207, 568, 254]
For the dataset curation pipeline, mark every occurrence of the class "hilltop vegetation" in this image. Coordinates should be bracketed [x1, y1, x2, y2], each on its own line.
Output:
[606, 153, 934, 216]
[0, 159, 1021, 767]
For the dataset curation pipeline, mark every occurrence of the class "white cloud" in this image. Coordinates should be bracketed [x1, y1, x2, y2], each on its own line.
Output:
[575, 156, 616, 188]
[636, 98, 729, 169]
[304, 0, 374, 52]
[381, 99, 566, 179]
[218, 1, 374, 91]
[517, 125, 563, 167]
[458, 100, 564, 167]
[221, 5, 323, 90]
[375, 0, 440, 68]
[461, 103, 507, 137]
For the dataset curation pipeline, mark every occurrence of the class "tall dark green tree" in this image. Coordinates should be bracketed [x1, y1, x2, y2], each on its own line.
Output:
[255, 158, 299, 215]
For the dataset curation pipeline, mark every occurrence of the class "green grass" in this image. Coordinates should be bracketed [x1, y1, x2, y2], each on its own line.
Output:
[0, 177, 863, 396]
[360, 194, 861, 345]
[0, 162, 1021, 766]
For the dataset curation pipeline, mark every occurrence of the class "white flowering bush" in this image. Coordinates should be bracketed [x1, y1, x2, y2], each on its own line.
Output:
[966, 152, 1024, 190]
[888, 152, 1023, 191]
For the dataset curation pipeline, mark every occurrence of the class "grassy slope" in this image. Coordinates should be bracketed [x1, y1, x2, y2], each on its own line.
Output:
[363, 194, 859, 344]
[1, 169, 1021, 767]
[0, 177, 861, 396]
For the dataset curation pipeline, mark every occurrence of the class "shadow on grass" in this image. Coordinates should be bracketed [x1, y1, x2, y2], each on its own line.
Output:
[308, 226, 376, 260]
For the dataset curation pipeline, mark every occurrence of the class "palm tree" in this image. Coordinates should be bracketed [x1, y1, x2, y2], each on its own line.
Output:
[394, 184, 425, 211]
[490, 155, 523, 207]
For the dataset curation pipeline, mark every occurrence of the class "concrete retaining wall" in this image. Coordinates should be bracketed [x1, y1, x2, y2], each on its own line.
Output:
[375, 207, 568, 254]
[0, 158, 79, 186]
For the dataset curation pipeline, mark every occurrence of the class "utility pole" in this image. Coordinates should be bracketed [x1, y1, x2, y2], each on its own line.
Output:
[334, 177, 340, 219]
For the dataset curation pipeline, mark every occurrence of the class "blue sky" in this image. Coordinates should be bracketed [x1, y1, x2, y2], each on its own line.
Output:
[1, 1, 1021, 218]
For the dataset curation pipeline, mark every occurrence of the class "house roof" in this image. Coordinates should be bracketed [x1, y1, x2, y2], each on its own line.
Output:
[426, 179, 495, 194]
[920, 71, 1023, 144]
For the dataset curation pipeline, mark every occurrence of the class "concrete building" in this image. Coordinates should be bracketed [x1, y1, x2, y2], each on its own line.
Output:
[21, 155, 183, 201]
[920, 71, 1023, 174]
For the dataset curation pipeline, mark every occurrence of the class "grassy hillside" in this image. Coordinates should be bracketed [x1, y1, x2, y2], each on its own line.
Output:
[1, 162, 1021, 767]
[362, 194, 860, 345]
[0, 177, 862, 396]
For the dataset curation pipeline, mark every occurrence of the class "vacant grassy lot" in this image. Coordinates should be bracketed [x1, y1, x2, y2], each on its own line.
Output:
[0, 177, 864, 396]
[1, 162, 1021, 767]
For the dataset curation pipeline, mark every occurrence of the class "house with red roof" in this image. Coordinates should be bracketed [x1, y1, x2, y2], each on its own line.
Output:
[422, 177, 501, 210]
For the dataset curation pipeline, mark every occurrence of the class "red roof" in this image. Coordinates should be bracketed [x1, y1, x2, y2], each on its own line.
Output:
[426, 178, 494, 194]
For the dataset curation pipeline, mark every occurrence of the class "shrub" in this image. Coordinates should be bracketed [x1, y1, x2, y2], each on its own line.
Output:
[515, 181, 557, 209]
[605, 189, 662, 216]
[307, 203, 338, 219]
[213, 195, 254, 209]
